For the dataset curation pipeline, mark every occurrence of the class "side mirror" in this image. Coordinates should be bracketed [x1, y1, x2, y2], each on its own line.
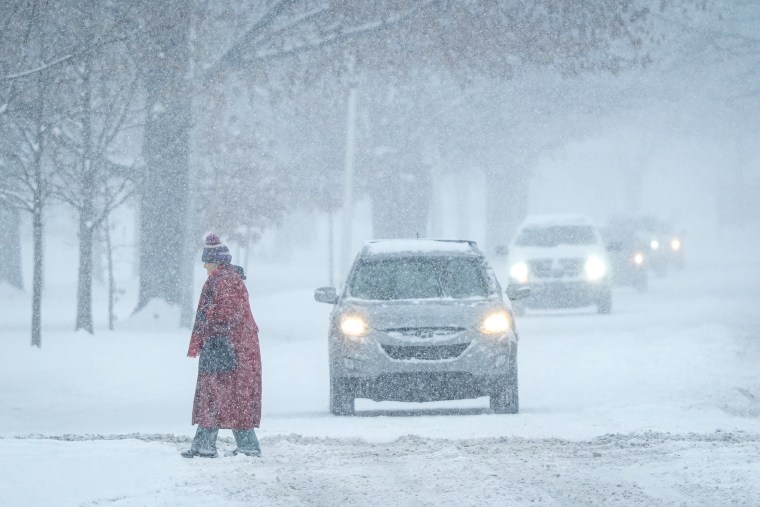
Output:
[314, 287, 338, 304]
[493, 244, 508, 256]
[506, 285, 530, 301]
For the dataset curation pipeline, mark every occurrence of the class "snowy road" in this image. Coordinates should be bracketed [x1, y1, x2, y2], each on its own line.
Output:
[3, 431, 760, 506]
[1, 245, 759, 505]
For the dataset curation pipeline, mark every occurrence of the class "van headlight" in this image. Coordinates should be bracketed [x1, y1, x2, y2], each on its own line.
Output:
[478, 311, 512, 335]
[339, 315, 367, 340]
[584, 255, 607, 281]
[509, 262, 529, 284]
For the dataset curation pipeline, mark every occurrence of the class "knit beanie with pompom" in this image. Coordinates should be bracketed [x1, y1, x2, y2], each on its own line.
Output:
[201, 233, 232, 264]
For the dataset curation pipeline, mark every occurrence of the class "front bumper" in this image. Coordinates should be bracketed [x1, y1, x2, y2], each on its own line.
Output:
[330, 329, 516, 401]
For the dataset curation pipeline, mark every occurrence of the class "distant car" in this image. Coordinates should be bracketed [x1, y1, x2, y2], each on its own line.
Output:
[628, 216, 685, 276]
[601, 217, 649, 291]
[506, 214, 613, 314]
[314, 239, 528, 416]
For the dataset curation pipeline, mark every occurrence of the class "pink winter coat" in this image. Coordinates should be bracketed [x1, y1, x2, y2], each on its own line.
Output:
[188, 264, 262, 429]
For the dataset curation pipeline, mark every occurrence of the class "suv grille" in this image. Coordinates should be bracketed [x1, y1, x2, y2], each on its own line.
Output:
[384, 327, 466, 339]
[529, 258, 584, 278]
[381, 343, 470, 361]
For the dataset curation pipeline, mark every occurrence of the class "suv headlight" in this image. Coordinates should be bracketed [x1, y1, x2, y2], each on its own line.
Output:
[339, 315, 367, 340]
[584, 255, 607, 281]
[478, 311, 512, 335]
[509, 262, 529, 284]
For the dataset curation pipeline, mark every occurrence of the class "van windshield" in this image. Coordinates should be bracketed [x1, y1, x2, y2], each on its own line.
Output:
[349, 257, 490, 300]
[515, 226, 596, 247]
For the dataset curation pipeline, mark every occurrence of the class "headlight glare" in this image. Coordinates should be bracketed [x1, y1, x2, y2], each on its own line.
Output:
[585, 255, 607, 281]
[339, 315, 367, 338]
[633, 252, 644, 265]
[650, 239, 660, 250]
[670, 238, 681, 251]
[509, 262, 529, 283]
[479, 311, 512, 335]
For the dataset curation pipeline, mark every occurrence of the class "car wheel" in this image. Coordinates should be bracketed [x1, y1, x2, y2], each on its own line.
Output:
[330, 376, 355, 416]
[491, 348, 519, 414]
[596, 290, 612, 314]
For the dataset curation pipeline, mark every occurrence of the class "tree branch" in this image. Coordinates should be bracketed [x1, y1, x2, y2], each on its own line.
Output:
[205, 0, 438, 83]
[203, 0, 299, 86]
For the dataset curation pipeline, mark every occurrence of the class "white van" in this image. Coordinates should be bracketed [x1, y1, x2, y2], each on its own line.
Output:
[505, 214, 612, 314]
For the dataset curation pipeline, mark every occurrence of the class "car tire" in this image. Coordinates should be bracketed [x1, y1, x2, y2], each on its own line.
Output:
[596, 290, 612, 314]
[491, 347, 519, 414]
[330, 376, 355, 416]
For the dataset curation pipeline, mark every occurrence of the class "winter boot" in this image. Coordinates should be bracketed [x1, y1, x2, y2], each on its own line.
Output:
[181, 449, 218, 458]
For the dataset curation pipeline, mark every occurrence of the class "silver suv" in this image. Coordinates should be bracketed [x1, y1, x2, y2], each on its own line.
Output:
[506, 214, 613, 314]
[314, 239, 527, 415]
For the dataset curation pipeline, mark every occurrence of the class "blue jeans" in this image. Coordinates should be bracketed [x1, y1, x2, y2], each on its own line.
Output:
[191, 426, 261, 455]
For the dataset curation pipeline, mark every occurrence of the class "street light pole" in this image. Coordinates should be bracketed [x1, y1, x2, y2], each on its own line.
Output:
[340, 52, 358, 286]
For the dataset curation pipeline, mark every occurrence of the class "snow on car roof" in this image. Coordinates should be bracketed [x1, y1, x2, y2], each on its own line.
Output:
[520, 213, 597, 227]
[363, 239, 478, 256]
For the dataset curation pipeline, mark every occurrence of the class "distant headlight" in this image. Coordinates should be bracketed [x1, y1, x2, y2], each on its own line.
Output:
[478, 311, 512, 335]
[670, 238, 681, 251]
[585, 255, 607, 281]
[633, 252, 644, 265]
[339, 315, 367, 339]
[509, 262, 529, 283]
[650, 239, 660, 250]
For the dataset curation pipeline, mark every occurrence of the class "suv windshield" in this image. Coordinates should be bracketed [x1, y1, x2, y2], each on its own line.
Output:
[349, 257, 490, 300]
[515, 225, 596, 247]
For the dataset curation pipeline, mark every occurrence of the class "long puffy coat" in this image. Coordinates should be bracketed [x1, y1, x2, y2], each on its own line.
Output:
[188, 264, 261, 429]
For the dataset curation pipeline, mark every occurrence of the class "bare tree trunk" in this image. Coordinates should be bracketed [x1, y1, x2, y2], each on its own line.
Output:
[485, 164, 529, 253]
[454, 171, 469, 240]
[30, 72, 47, 348]
[31, 205, 43, 348]
[136, 4, 192, 321]
[75, 222, 94, 333]
[0, 204, 23, 289]
[104, 217, 115, 331]
[75, 46, 95, 333]
[370, 157, 432, 239]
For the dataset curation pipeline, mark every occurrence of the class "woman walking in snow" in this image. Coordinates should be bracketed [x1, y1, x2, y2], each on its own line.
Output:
[182, 233, 262, 458]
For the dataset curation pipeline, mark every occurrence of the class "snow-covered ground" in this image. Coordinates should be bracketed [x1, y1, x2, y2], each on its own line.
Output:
[1, 226, 760, 506]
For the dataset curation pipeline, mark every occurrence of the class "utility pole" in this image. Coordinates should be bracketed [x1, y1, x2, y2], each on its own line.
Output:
[340, 52, 358, 286]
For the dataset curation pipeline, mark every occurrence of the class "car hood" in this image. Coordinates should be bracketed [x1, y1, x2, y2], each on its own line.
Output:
[339, 298, 505, 334]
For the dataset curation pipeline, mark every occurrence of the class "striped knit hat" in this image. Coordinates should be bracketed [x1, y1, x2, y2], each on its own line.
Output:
[201, 233, 232, 264]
